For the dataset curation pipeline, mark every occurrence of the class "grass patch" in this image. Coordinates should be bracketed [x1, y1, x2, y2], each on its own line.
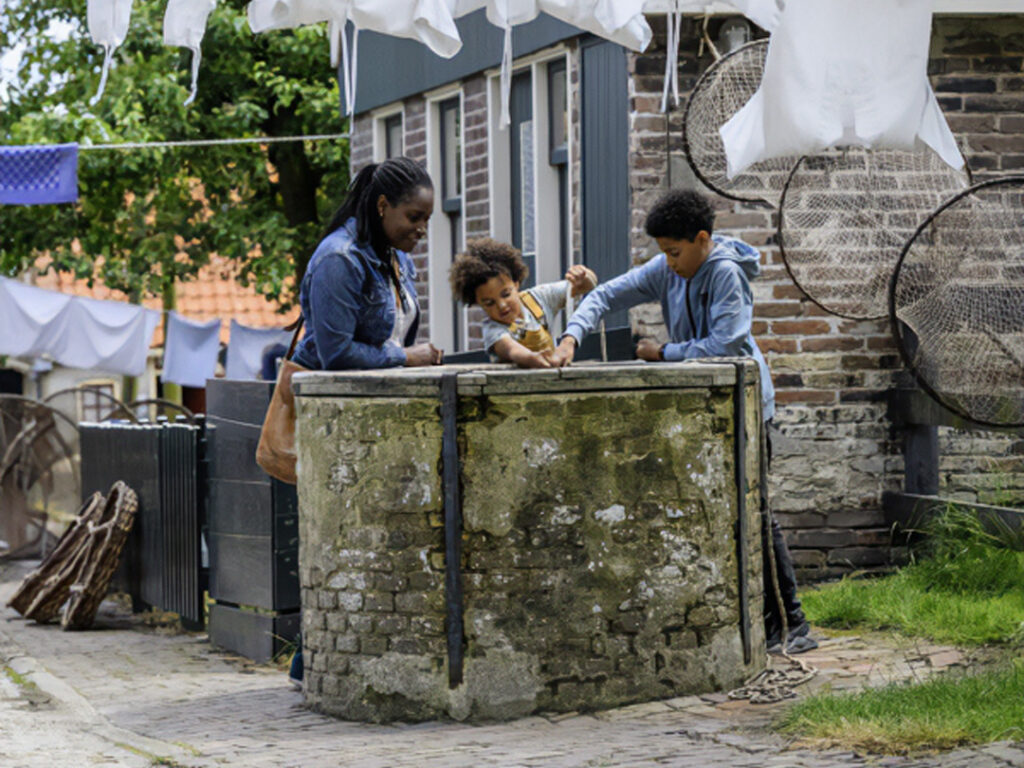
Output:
[801, 575, 1024, 645]
[777, 659, 1024, 753]
[782, 504, 1024, 753]
[802, 505, 1024, 646]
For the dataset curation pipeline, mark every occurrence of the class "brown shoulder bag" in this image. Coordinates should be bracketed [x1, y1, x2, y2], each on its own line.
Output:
[255, 319, 307, 485]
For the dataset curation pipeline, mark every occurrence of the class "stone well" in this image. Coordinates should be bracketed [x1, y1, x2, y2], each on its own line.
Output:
[293, 361, 766, 722]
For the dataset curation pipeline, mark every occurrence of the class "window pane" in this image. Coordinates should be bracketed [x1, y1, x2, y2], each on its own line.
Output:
[385, 116, 402, 158]
[549, 63, 567, 152]
[520, 120, 535, 257]
[443, 102, 461, 200]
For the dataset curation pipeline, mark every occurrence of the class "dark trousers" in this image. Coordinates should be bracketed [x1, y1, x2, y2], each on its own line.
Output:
[762, 422, 805, 640]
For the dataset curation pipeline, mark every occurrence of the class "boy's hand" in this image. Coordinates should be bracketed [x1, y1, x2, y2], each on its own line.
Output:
[565, 265, 598, 296]
[635, 338, 663, 362]
[549, 336, 577, 367]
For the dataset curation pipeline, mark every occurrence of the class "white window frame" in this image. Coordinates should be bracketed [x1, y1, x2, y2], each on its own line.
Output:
[425, 85, 467, 353]
[487, 47, 574, 292]
[78, 378, 120, 423]
[372, 103, 406, 162]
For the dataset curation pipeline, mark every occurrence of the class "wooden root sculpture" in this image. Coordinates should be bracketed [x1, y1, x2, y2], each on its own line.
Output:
[62, 483, 138, 630]
[6, 482, 137, 629]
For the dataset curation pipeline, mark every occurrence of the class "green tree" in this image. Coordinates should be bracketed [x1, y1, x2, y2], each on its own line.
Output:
[0, 0, 348, 309]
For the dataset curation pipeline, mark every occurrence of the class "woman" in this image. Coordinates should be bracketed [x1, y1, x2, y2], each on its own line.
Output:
[292, 157, 443, 371]
[287, 158, 441, 688]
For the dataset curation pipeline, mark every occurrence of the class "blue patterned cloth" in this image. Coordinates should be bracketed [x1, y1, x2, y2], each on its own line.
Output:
[0, 143, 79, 205]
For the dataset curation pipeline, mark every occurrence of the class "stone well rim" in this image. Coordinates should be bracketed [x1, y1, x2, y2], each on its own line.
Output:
[292, 358, 759, 398]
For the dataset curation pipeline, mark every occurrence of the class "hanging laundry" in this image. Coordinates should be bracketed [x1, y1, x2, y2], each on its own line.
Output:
[164, 0, 218, 106]
[451, 0, 650, 125]
[161, 311, 222, 388]
[87, 0, 135, 104]
[247, 0, 462, 115]
[0, 144, 79, 205]
[0, 278, 159, 376]
[719, 0, 963, 178]
[225, 319, 293, 381]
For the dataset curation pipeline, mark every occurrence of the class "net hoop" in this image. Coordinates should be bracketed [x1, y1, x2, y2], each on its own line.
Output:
[777, 149, 972, 321]
[682, 39, 794, 205]
[889, 174, 1024, 429]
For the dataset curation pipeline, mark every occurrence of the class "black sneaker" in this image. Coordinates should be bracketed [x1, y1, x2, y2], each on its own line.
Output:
[767, 621, 817, 654]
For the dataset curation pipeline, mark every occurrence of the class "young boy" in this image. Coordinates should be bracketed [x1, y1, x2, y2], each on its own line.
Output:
[551, 189, 815, 653]
[449, 238, 597, 368]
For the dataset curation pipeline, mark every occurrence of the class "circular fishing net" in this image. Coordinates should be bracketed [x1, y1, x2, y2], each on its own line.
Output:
[682, 39, 797, 205]
[890, 175, 1024, 427]
[778, 147, 971, 320]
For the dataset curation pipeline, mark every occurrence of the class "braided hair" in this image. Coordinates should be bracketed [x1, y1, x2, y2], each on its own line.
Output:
[323, 157, 433, 259]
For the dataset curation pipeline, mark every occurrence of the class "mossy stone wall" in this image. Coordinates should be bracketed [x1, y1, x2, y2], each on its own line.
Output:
[295, 364, 765, 722]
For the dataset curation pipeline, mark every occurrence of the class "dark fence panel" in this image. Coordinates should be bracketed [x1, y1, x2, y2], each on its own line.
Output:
[205, 378, 299, 663]
[79, 420, 206, 627]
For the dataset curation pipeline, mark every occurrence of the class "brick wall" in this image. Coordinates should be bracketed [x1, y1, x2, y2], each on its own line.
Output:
[347, 14, 1024, 580]
[629, 14, 1024, 580]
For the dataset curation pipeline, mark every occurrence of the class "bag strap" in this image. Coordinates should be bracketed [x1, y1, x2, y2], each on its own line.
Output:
[285, 317, 305, 361]
[520, 291, 545, 323]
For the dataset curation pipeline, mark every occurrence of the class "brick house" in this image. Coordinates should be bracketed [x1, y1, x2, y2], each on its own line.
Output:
[349, 5, 1024, 580]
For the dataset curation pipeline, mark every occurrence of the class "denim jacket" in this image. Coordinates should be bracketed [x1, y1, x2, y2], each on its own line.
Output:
[292, 218, 419, 370]
[564, 235, 775, 420]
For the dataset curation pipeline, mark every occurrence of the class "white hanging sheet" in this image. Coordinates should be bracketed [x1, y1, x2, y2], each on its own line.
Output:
[164, 0, 218, 106]
[225, 319, 293, 380]
[161, 311, 222, 388]
[87, 0, 135, 104]
[719, 0, 963, 178]
[451, 0, 651, 125]
[0, 277, 159, 376]
[248, 0, 462, 114]
[639, 1, 782, 33]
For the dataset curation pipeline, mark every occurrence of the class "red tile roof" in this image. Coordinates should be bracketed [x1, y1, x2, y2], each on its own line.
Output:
[32, 255, 296, 345]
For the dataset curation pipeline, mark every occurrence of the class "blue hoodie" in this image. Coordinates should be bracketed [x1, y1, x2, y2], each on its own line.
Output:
[564, 234, 775, 420]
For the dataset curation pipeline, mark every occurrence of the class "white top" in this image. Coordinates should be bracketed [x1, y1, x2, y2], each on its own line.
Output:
[388, 280, 417, 348]
[719, 0, 963, 177]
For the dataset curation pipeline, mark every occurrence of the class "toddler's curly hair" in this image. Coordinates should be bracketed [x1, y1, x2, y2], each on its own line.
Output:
[449, 237, 530, 305]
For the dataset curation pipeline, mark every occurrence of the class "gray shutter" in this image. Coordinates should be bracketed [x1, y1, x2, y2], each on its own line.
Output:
[581, 38, 630, 328]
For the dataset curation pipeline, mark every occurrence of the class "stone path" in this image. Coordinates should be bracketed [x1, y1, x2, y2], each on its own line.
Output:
[1, 561, 1022, 768]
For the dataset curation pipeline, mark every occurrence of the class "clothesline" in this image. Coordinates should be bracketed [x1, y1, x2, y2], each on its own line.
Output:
[78, 132, 350, 151]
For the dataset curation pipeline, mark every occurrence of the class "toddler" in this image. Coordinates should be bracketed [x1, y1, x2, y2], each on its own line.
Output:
[449, 238, 597, 368]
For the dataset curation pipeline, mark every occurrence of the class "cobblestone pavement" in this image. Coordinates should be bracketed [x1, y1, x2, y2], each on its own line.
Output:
[2, 561, 1023, 768]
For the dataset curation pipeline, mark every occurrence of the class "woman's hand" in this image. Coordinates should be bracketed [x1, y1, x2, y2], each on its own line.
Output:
[404, 342, 444, 366]
[565, 265, 598, 296]
[635, 338, 663, 362]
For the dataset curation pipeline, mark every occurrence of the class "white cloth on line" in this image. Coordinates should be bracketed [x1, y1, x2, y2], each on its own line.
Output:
[247, 0, 463, 114]
[0, 277, 159, 377]
[451, 0, 651, 126]
[225, 320, 293, 380]
[87, 0, 134, 104]
[638, 1, 782, 33]
[719, 0, 964, 178]
[164, 0, 218, 105]
[162, 311, 222, 388]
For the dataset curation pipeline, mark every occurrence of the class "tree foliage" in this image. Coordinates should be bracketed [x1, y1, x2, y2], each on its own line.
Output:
[0, 0, 348, 307]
